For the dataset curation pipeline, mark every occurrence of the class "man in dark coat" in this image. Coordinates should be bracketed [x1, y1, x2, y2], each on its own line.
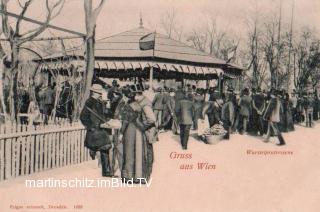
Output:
[252, 88, 266, 136]
[313, 93, 319, 121]
[202, 96, 220, 127]
[290, 91, 298, 123]
[80, 84, 113, 177]
[43, 83, 56, 124]
[221, 93, 235, 140]
[304, 92, 314, 127]
[175, 85, 185, 102]
[238, 88, 252, 134]
[107, 80, 122, 116]
[161, 87, 170, 129]
[173, 85, 185, 134]
[162, 88, 176, 131]
[176, 93, 195, 150]
[152, 87, 165, 129]
[263, 89, 286, 145]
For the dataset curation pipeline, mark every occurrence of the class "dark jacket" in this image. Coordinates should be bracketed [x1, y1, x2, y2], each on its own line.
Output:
[263, 96, 277, 121]
[108, 86, 122, 115]
[162, 92, 170, 110]
[193, 94, 205, 111]
[221, 101, 234, 124]
[175, 89, 185, 102]
[80, 97, 111, 151]
[165, 96, 176, 114]
[44, 87, 55, 105]
[152, 93, 166, 110]
[202, 101, 219, 117]
[176, 99, 195, 125]
[174, 89, 185, 113]
[252, 93, 265, 113]
[239, 95, 252, 116]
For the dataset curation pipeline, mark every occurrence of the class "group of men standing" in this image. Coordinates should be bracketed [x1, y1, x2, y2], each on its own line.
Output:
[151, 84, 320, 149]
[79, 79, 320, 180]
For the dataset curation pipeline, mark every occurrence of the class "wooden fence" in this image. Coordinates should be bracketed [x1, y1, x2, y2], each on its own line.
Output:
[0, 121, 90, 182]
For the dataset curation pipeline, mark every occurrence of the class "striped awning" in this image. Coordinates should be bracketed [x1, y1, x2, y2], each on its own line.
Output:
[39, 60, 225, 76]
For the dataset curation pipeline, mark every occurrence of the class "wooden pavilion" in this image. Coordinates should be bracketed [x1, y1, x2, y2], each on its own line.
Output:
[38, 22, 243, 92]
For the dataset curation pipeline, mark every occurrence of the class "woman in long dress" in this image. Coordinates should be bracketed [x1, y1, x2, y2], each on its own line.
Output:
[313, 93, 319, 121]
[27, 96, 42, 125]
[120, 88, 156, 183]
[283, 93, 294, 132]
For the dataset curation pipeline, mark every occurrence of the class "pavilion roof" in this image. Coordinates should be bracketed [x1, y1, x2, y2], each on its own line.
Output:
[91, 26, 227, 67]
[39, 26, 243, 78]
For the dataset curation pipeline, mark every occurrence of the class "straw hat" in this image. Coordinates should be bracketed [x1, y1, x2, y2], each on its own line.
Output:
[90, 84, 103, 94]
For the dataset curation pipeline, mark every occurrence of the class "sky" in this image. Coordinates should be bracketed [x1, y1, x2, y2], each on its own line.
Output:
[5, 0, 320, 40]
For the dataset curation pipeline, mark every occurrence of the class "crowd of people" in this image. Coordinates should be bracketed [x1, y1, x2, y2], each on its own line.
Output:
[0, 86, 53, 125]
[78, 79, 320, 182]
[157, 85, 320, 145]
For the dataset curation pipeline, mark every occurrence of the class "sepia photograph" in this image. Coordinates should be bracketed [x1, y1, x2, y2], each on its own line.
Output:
[0, 0, 319, 211]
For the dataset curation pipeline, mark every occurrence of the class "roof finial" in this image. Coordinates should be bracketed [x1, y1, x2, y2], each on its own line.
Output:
[139, 12, 143, 28]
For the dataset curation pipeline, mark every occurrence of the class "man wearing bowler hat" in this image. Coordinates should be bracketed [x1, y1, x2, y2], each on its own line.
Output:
[152, 87, 165, 130]
[80, 84, 113, 177]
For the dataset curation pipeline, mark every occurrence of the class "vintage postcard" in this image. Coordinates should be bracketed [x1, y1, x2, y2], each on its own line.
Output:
[0, 0, 319, 211]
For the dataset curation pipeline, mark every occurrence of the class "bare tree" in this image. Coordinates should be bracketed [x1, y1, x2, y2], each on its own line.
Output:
[187, 27, 208, 52]
[293, 28, 320, 92]
[187, 16, 239, 60]
[241, 0, 298, 90]
[78, 0, 106, 113]
[243, 8, 276, 89]
[260, 12, 289, 89]
[160, 8, 183, 41]
[285, 0, 295, 91]
[0, 0, 65, 121]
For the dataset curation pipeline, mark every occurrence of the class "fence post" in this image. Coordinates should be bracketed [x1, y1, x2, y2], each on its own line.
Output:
[20, 125, 27, 176]
[25, 125, 31, 175]
[44, 124, 48, 170]
[35, 125, 40, 173]
[0, 125, 5, 181]
[30, 125, 35, 175]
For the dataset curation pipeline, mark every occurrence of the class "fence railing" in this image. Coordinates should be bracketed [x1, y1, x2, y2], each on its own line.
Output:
[0, 121, 89, 182]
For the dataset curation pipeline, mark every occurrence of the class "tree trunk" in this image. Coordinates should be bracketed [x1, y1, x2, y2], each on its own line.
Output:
[8, 42, 20, 121]
[79, 29, 95, 111]
[0, 56, 8, 121]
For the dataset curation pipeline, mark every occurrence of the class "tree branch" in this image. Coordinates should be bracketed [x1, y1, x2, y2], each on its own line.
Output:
[18, 0, 65, 44]
[15, 0, 34, 35]
[92, 0, 106, 22]
[1, 0, 14, 39]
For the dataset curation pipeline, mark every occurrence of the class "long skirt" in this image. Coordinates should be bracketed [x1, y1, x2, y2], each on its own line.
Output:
[286, 109, 295, 132]
[313, 105, 319, 120]
[122, 123, 153, 181]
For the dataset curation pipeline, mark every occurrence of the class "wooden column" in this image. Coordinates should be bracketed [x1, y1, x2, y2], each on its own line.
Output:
[237, 77, 241, 92]
[149, 66, 154, 91]
[218, 73, 223, 94]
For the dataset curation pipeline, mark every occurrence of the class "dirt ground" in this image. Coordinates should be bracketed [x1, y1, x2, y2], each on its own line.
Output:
[1, 122, 320, 212]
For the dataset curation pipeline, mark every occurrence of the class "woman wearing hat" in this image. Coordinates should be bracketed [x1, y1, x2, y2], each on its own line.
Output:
[193, 88, 205, 131]
[120, 85, 156, 183]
